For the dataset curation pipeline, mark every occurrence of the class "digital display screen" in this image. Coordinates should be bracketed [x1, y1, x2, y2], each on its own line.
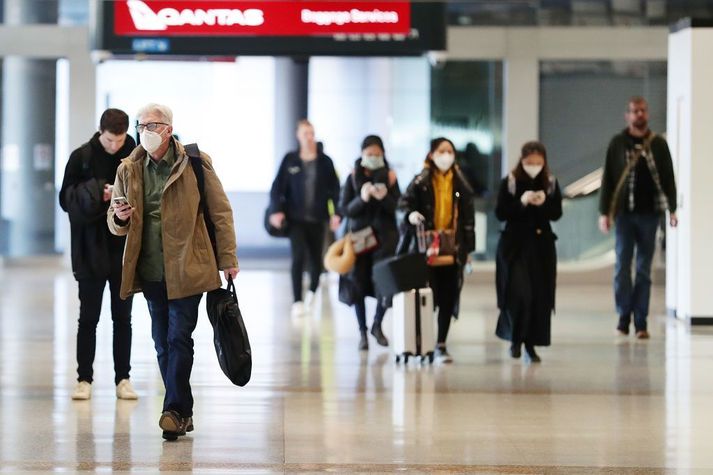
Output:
[94, 1, 446, 56]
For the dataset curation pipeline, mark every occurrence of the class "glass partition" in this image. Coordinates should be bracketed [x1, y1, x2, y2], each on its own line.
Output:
[540, 60, 667, 261]
[430, 61, 503, 260]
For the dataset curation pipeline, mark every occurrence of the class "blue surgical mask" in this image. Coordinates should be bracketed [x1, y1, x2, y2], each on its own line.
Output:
[361, 154, 385, 170]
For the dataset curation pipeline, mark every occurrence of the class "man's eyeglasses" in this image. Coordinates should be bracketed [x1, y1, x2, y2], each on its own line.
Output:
[136, 122, 168, 133]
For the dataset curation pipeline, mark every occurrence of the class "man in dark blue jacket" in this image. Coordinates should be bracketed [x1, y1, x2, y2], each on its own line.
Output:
[268, 120, 340, 316]
[59, 108, 137, 401]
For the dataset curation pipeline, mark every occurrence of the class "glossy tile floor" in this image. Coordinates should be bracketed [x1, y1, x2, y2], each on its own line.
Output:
[2, 259, 713, 474]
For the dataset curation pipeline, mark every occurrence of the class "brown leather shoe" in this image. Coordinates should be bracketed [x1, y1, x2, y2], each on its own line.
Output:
[635, 330, 650, 340]
[159, 410, 187, 441]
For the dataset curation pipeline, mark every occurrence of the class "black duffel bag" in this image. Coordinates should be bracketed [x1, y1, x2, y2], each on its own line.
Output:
[372, 253, 429, 299]
[206, 277, 252, 387]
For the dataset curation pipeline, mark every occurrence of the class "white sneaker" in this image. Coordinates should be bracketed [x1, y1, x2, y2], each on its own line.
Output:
[72, 381, 92, 400]
[116, 379, 138, 400]
[291, 301, 305, 317]
[304, 291, 315, 309]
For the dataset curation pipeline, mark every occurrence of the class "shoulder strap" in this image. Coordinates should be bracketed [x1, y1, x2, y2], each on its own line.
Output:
[80, 142, 92, 175]
[185, 142, 218, 259]
[185, 143, 205, 208]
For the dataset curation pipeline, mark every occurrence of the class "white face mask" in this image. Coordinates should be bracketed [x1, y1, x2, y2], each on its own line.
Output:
[141, 130, 165, 154]
[361, 154, 385, 171]
[433, 152, 455, 172]
[523, 164, 543, 179]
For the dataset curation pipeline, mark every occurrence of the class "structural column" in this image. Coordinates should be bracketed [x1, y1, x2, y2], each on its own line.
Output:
[665, 20, 713, 324]
[274, 57, 309, 161]
[503, 31, 539, 175]
[1, 0, 58, 256]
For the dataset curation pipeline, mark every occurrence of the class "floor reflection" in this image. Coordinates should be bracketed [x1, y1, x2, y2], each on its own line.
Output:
[2, 261, 713, 472]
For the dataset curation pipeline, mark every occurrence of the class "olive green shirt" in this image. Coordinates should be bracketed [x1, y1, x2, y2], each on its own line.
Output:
[137, 145, 176, 282]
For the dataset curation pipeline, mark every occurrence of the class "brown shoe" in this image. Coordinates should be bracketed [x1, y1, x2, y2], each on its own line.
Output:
[159, 410, 187, 441]
[635, 330, 650, 340]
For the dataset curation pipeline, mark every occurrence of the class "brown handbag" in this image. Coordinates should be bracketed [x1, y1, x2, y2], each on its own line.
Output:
[418, 195, 460, 267]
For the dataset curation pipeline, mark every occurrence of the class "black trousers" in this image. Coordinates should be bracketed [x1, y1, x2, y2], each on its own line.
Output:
[428, 265, 460, 344]
[289, 220, 326, 302]
[76, 256, 133, 385]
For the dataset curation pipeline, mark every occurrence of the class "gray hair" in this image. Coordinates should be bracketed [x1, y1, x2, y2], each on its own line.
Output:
[137, 103, 173, 125]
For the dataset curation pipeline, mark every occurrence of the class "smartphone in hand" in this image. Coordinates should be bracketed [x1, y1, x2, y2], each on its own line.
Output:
[112, 196, 130, 207]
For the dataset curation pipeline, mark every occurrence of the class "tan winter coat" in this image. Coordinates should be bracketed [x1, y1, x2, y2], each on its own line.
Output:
[107, 139, 238, 300]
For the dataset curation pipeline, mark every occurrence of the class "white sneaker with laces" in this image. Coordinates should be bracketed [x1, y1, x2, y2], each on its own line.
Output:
[72, 381, 92, 400]
[116, 379, 138, 400]
[291, 301, 305, 317]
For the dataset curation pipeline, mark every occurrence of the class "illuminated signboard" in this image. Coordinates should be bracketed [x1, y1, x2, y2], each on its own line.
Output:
[94, 1, 446, 56]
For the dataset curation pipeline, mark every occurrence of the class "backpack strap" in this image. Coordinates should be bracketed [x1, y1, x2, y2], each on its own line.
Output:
[185, 142, 217, 258]
[79, 142, 92, 176]
[185, 143, 204, 207]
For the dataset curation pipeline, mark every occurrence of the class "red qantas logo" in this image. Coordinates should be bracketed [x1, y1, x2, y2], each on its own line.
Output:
[114, 1, 411, 37]
[125, 0, 264, 30]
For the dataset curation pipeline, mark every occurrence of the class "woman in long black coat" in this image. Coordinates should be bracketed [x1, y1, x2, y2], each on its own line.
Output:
[495, 141, 562, 363]
[339, 135, 401, 351]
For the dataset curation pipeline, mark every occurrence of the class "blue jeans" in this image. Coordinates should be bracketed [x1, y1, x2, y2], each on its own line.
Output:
[614, 213, 660, 331]
[143, 281, 202, 418]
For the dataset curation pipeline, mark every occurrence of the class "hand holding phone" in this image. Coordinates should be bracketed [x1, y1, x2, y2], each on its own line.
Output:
[103, 184, 114, 202]
[113, 197, 133, 222]
[371, 183, 388, 200]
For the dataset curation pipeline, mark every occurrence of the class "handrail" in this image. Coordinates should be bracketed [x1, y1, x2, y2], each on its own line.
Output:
[562, 168, 602, 199]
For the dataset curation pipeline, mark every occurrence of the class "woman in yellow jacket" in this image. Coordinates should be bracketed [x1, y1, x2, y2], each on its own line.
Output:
[399, 138, 475, 363]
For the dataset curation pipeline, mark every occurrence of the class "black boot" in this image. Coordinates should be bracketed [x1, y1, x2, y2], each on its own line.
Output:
[370, 321, 389, 347]
[510, 343, 521, 359]
[524, 344, 541, 363]
[359, 330, 369, 351]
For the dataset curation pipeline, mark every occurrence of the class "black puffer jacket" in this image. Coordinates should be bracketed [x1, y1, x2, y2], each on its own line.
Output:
[398, 164, 476, 266]
[337, 159, 401, 305]
[59, 133, 136, 280]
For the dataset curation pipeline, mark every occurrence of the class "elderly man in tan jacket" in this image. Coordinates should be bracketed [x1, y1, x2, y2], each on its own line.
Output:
[108, 103, 238, 441]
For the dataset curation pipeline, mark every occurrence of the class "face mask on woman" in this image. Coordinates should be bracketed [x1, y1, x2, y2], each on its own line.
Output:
[361, 154, 385, 170]
[523, 164, 544, 179]
[433, 152, 455, 172]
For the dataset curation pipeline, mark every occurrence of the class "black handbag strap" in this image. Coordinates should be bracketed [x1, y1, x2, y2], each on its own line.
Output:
[227, 276, 238, 305]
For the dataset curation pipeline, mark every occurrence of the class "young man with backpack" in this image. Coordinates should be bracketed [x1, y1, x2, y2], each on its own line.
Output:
[59, 108, 138, 401]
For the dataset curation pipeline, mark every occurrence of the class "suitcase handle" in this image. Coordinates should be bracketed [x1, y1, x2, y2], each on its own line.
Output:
[415, 289, 422, 355]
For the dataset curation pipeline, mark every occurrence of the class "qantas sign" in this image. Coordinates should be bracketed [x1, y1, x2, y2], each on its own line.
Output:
[114, 1, 411, 37]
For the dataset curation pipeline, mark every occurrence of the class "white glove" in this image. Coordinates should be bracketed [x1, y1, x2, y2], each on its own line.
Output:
[409, 211, 425, 225]
[520, 191, 533, 206]
[360, 183, 374, 202]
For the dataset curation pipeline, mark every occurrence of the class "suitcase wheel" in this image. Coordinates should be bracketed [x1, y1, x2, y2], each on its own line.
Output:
[403, 352, 413, 364]
[395, 354, 401, 364]
[427, 352, 435, 364]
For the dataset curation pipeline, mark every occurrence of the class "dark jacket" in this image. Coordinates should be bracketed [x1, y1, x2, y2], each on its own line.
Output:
[337, 160, 401, 305]
[495, 173, 562, 346]
[59, 133, 136, 281]
[598, 129, 677, 217]
[398, 164, 476, 266]
[269, 151, 340, 222]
